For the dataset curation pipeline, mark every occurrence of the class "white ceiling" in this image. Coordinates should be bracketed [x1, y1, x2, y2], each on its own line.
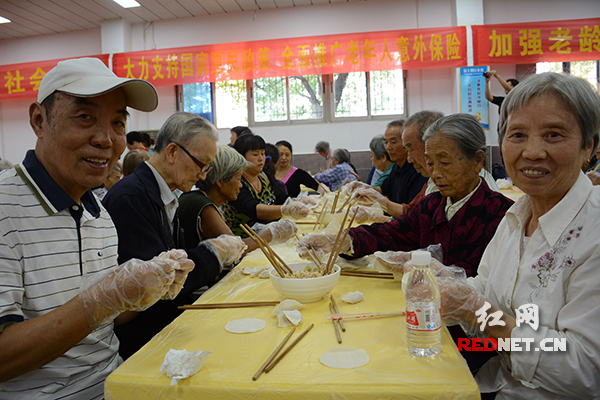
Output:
[0, 0, 367, 40]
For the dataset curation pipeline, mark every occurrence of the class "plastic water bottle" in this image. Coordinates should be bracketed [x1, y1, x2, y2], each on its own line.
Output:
[405, 250, 442, 357]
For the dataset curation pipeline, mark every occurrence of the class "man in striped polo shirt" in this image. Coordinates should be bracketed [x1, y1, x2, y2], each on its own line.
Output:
[0, 58, 195, 399]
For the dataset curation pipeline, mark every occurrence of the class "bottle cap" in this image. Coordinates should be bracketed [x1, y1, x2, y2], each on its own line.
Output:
[411, 250, 431, 266]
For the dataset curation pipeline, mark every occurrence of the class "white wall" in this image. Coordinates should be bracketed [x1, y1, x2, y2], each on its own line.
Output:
[0, 0, 598, 162]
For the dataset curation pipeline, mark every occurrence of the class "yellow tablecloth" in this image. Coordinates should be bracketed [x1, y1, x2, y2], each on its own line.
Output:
[105, 243, 480, 400]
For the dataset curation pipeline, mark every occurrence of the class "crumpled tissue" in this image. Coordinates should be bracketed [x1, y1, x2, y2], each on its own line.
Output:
[160, 349, 213, 385]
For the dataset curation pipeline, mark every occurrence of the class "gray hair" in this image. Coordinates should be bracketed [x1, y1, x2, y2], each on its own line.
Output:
[386, 119, 405, 130]
[196, 145, 249, 191]
[404, 110, 444, 142]
[332, 148, 351, 163]
[369, 135, 389, 160]
[315, 141, 330, 153]
[423, 113, 486, 163]
[499, 72, 600, 153]
[154, 112, 218, 153]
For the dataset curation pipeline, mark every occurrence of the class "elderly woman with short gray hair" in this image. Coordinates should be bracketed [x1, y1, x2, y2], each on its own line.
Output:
[313, 148, 359, 191]
[299, 113, 513, 278]
[178, 145, 297, 255]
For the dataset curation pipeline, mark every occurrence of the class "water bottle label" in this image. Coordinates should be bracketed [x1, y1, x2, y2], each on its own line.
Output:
[406, 306, 441, 331]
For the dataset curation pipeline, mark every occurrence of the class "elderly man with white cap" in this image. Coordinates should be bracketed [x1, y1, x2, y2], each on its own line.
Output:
[0, 58, 195, 399]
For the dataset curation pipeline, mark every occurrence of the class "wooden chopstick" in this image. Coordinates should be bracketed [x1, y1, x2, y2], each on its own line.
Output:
[264, 323, 314, 373]
[329, 302, 342, 343]
[327, 208, 357, 275]
[331, 192, 340, 213]
[340, 271, 395, 279]
[246, 224, 294, 275]
[252, 328, 296, 381]
[324, 201, 354, 273]
[330, 295, 346, 332]
[239, 224, 286, 277]
[340, 269, 393, 276]
[335, 196, 352, 214]
[314, 199, 329, 230]
[178, 301, 280, 310]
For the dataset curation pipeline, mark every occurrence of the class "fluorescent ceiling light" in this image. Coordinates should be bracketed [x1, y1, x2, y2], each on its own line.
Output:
[0, 16, 11, 24]
[113, 0, 140, 8]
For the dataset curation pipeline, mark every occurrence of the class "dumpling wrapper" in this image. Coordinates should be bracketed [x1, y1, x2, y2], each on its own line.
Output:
[276, 311, 292, 327]
[283, 310, 302, 326]
[225, 318, 266, 333]
[160, 349, 213, 386]
[258, 269, 270, 278]
[243, 266, 266, 276]
[272, 299, 305, 316]
[319, 347, 370, 369]
[341, 291, 363, 304]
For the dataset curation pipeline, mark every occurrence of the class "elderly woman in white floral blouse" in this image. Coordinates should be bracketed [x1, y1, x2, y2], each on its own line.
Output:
[433, 72, 600, 399]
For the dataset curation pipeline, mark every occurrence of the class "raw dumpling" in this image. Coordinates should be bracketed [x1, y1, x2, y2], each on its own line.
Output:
[341, 291, 363, 304]
[272, 299, 305, 316]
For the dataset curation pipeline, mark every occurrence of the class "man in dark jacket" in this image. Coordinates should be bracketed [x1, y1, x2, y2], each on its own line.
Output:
[103, 112, 246, 359]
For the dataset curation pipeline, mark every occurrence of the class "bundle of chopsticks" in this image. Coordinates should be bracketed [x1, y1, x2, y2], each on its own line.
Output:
[312, 192, 354, 230]
[240, 223, 293, 278]
[323, 200, 357, 275]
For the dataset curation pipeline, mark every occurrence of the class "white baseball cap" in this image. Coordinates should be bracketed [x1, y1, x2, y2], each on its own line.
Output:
[37, 57, 158, 112]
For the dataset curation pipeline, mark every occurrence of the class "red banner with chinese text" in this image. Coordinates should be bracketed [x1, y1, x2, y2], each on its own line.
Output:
[473, 18, 600, 66]
[112, 26, 467, 87]
[0, 55, 109, 102]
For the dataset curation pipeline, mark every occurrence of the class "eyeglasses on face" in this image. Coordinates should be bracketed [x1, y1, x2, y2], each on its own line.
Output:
[174, 142, 212, 174]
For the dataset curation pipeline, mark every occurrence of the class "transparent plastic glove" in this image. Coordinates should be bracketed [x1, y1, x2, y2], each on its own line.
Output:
[281, 198, 311, 219]
[351, 187, 387, 208]
[296, 220, 352, 259]
[204, 234, 247, 270]
[296, 195, 318, 208]
[375, 250, 412, 273]
[340, 180, 370, 196]
[586, 170, 600, 186]
[437, 276, 487, 337]
[350, 204, 389, 224]
[161, 250, 196, 300]
[266, 219, 298, 243]
[80, 255, 180, 330]
[317, 184, 330, 195]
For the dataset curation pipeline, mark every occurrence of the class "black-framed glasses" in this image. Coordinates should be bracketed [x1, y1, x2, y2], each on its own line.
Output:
[174, 142, 212, 174]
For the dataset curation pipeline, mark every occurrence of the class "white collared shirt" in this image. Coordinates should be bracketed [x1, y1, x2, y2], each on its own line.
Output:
[145, 161, 178, 233]
[469, 172, 600, 399]
[444, 179, 481, 221]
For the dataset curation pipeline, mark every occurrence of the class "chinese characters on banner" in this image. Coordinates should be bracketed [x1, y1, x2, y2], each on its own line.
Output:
[111, 26, 467, 87]
[472, 18, 600, 65]
[0, 55, 110, 102]
[460, 67, 489, 129]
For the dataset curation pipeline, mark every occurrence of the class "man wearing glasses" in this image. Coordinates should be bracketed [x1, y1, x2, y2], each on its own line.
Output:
[103, 112, 247, 359]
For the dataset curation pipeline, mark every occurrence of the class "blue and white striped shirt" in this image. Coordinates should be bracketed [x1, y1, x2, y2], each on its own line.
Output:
[0, 150, 121, 399]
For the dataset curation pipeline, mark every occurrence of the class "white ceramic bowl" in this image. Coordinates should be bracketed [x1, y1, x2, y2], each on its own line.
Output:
[269, 261, 341, 303]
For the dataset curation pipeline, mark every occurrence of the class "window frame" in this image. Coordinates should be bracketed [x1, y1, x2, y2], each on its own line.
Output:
[178, 69, 408, 128]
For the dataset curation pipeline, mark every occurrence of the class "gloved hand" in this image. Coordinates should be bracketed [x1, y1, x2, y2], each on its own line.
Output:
[317, 183, 330, 195]
[351, 187, 388, 209]
[266, 219, 298, 242]
[586, 170, 600, 186]
[437, 276, 487, 337]
[296, 195, 319, 207]
[204, 234, 247, 269]
[340, 180, 370, 197]
[281, 198, 311, 219]
[375, 250, 413, 273]
[161, 250, 195, 300]
[296, 224, 352, 259]
[80, 254, 185, 330]
[350, 205, 389, 224]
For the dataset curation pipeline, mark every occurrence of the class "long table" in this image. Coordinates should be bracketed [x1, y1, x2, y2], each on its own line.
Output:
[105, 240, 480, 399]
